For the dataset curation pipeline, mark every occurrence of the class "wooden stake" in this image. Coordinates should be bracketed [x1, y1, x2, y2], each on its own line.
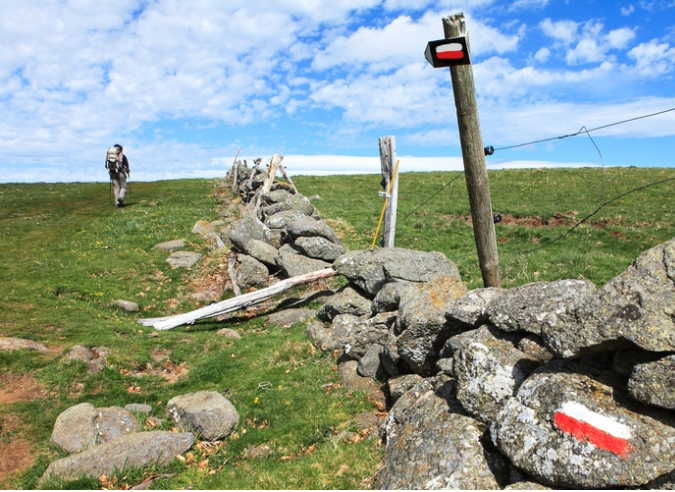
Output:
[279, 165, 299, 194]
[138, 267, 337, 330]
[443, 13, 501, 288]
[230, 147, 241, 192]
[378, 136, 399, 248]
[227, 250, 242, 297]
[254, 154, 284, 212]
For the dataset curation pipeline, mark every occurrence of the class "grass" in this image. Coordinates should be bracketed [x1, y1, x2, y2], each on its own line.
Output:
[0, 166, 674, 489]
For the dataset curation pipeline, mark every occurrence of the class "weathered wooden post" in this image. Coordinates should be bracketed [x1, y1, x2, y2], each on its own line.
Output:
[378, 136, 399, 248]
[425, 13, 500, 287]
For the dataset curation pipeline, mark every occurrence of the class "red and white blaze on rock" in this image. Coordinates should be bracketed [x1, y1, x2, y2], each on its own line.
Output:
[554, 401, 633, 458]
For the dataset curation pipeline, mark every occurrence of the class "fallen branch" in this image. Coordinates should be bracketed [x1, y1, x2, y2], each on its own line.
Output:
[138, 267, 337, 331]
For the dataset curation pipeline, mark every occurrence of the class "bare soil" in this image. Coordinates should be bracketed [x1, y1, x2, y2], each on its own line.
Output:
[0, 374, 46, 485]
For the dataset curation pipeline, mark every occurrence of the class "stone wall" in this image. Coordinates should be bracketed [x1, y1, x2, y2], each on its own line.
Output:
[227, 161, 675, 489]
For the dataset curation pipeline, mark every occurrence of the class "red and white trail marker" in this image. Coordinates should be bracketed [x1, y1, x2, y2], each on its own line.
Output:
[553, 401, 634, 458]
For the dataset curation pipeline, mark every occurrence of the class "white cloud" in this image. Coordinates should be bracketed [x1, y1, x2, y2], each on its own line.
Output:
[621, 5, 636, 15]
[628, 39, 675, 76]
[540, 18, 579, 45]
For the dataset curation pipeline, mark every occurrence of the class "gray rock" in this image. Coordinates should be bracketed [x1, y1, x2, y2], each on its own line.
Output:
[504, 482, 552, 490]
[51, 403, 99, 453]
[435, 357, 454, 374]
[66, 345, 95, 362]
[293, 236, 346, 262]
[96, 406, 141, 443]
[517, 335, 555, 363]
[357, 344, 386, 379]
[286, 216, 341, 244]
[446, 287, 507, 328]
[318, 285, 372, 322]
[110, 299, 139, 312]
[491, 360, 675, 488]
[152, 239, 185, 251]
[453, 326, 541, 423]
[51, 404, 140, 454]
[260, 194, 314, 219]
[262, 189, 294, 204]
[484, 279, 596, 335]
[386, 374, 423, 404]
[277, 244, 330, 277]
[166, 251, 202, 269]
[338, 313, 395, 361]
[334, 248, 461, 298]
[42, 431, 194, 483]
[0, 337, 47, 352]
[236, 254, 269, 290]
[371, 281, 416, 314]
[396, 275, 468, 375]
[167, 391, 239, 441]
[227, 215, 270, 251]
[628, 355, 675, 410]
[191, 220, 215, 236]
[125, 404, 153, 415]
[304, 320, 332, 351]
[245, 239, 279, 268]
[379, 375, 505, 490]
[264, 210, 309, 230]
[541, 238, 675, 357]
[267, 308, 316, 327]
[216, 328, 242, 339]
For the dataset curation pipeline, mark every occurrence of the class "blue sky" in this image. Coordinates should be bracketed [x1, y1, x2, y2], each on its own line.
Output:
[1, 0, 675, 183]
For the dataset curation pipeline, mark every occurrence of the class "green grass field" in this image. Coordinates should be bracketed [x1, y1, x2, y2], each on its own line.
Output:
[0, 166, 674, 489]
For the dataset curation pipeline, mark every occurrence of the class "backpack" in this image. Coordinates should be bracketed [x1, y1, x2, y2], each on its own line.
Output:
[106, 147, 120, 173]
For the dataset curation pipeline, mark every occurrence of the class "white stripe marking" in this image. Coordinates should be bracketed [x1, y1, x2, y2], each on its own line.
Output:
[558, 401, 632, 439]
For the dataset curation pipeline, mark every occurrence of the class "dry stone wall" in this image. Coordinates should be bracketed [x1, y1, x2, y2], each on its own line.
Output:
[227, 161, 675, 488]
[310, 238, 675, 490]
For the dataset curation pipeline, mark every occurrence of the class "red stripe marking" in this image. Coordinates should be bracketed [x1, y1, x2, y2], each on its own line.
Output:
[436, 50, 464, 60]
[554, 412, 633, 458]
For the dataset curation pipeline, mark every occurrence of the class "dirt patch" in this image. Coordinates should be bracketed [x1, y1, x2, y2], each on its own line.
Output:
[0, 376, 43, 486]
[0, 374, 45, 405]
[131, 360, 189, 384]
[466, 212, 572, 228]
[0, 414, 35, 485]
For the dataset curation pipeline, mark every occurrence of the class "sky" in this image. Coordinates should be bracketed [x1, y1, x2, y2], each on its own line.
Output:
[1, 0, 675, 183]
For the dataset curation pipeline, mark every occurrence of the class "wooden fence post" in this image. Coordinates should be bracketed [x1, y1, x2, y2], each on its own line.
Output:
[443, 13, 501, 288]
[378, 136, 399, 248]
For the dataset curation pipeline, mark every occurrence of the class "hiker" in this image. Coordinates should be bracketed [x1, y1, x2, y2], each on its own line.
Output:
[105, 144, 130, 207]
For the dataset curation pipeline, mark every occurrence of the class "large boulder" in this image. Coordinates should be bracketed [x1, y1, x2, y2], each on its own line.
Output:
[378, 375, 506, 490]
[227, 215, 272, 251]
[446, 287, 507, 329]
[484, 279, 596, 336]
[167, 391, 239, 442]
[491, 360, 675, 488]
[542, 238, 675, 357]
[0, 337, 47, 352]
[334, 248, 461, 298]
[245, 239, 279, 268]
[51, 403, 140, 454]
[42, 432, 194, 483]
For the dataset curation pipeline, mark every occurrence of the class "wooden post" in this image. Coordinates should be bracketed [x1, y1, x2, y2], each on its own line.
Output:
[254, 154, 284, 212]
[279, 165, 299, 194]
[443, 13, 500, 288]
[378, 136, 399, 248]
[230, 147, 241, 191]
